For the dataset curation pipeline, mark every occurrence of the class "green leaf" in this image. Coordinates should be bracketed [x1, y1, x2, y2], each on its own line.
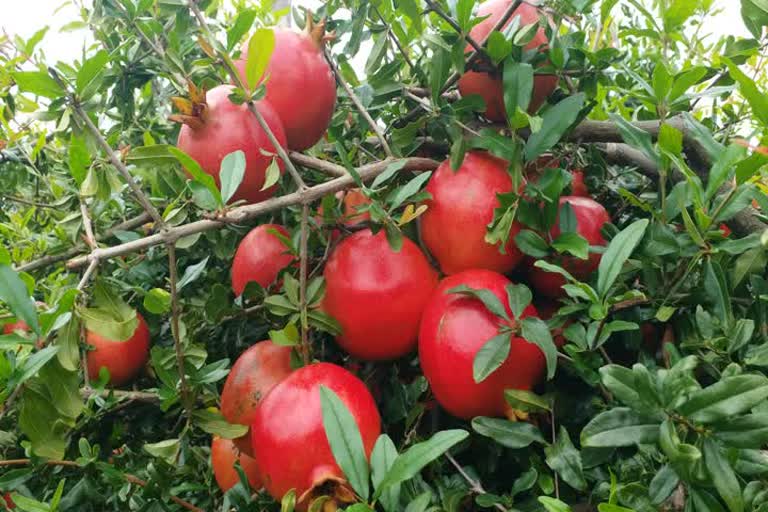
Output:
[12, 71, 64, 99]
[471, 417, 546, 448]
[371, 435, 400, 512]
[281, 490, 297, 512]
[373, 430, 468, 500]
[0, 265, 40, 336]
[371, 160, 407, 189]
[521, 317, 557, 379]
[168, 147, 223, 206]
[68, 134, 90, 185]
[365, 33, 388, 76]
[143, 288, 171, 315]
[545, 426, 587, 491]
[227, 9, 257, 50]
[192, 409, 248, 439]
[703, 258, 732, 327]
[389, 172, 432, 210]
[596, 219, 649, 297]
[703, 438, 744, 512]
[505, 283, 532, 319]
[143, 438, 180, 464]
[559, 201, 577, 233]
[473, 333, 512, 383]
[551, 232, 589, 259]
[503, 62, 533, 120]
[706, 144, 747, 200]
[504, 389, 552, 413]
[447, 285, 510, 321]
[524, 94, 586, 161]
[677, 374, 768, 423]
[713, 414, 768, 448]
[725, 57, 768, 126]
[18, 346, 60, 387]
[219, 150, 246, 203]
[430, 47, 450, 102]
[610, 114, 659, 164]
[177, 256, 209, 290]
[652, 62, 672, 100]
[514, 230, 550, 258]
[581, 408, 661, 447]
[539, 496, 572, 512]
[245, 28, 275, 91]
[319, 386, 370, 501]
[76, 50, 109, 99]
[268, 323, 299, 346]
[649, 465, 679, 505]
[658, 123, 683, 156]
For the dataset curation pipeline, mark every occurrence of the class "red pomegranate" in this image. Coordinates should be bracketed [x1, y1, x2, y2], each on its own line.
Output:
[211, 436, 262, 492]
[2, 492, 13, 510]
[419, 269, 545, 419]
[174, 84, 287, 204]
[236, 17, 336, 151]
[457, 0, 558, 121]
[525, 155, 588, 197]
[85, 313, 150, 386]
[231, 224, 296, 296]
[528, 196, 611, 299]
[220, 341, 293, 455]
[251, 362, 381, 509]
[3, 320, 29, 335]
[323, 229, 438, 360]
[420, 151, 523, 275]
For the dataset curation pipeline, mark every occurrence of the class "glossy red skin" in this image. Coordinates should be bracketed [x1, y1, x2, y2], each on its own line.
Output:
[457, 0, 558, 121]
[323, 229, 438, 360]
[419, 269, 545, 419]
[211, 436, 262, 491]
[231, 224, 296, 296]
[220, 341, 293, 456]
[251, 363, 381, 506]
[86, 313, 150, 386]
[236, 29, 336, 150]
[176, 85, 287, 204]
[529, 196, 611, 299]
[421, 151, 523, 275]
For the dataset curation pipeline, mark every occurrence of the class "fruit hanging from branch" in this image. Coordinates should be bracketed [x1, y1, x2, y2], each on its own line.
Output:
[236, 16, 337, 151]
[231, 224, 296, 296]
[85, 313, 151, 387]
[173, 84, 286, 204]
[211, 436, 262, 492]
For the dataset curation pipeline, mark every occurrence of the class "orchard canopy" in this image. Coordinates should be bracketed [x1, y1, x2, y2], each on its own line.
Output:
[2, 0, 768, 511]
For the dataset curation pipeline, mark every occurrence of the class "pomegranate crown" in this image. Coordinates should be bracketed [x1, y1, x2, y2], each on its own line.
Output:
[303, 12, 336, 48]
[168, 80, 208, 130]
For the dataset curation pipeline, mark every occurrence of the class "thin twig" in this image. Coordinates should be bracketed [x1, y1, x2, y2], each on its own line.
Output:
[373, 5, 416, 72]
[445, 452, 507, 512]
[79, 200, 97, 250]
[167, 243, 192, 421]
[0, 194, 62, 208]
[324, 48, 394, 158]
[299, 204, 311, 364]
[424, 0, 486, 56]
[76, 258, 100, 291]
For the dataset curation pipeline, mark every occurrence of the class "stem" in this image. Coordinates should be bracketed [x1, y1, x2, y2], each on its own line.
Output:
[167, 243, 193, 422]
[79, 200, 97, 250]
[299, 203, 311, 365]
[424, 0, 486, 57]
[444, 452, 507, 512]
[550, 408, 560, 500]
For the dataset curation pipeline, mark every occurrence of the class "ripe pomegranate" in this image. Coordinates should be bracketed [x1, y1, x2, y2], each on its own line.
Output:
[323, 229, 438, 360]
[420, 151, 524, 275]
[457, 0, 558, 121]
[528, 196, 611, 299]
[251, 362, 381, 508]
[236, 17, 336, 151]
[231, 224, 296, 296]
[220, 341, 293, 455]
[174, 84, 287, 204]
[525, 155, 588, 197]
[419, 269, 545, 419]
[85, 313, 150, 386]
[211, 436, 262, 492]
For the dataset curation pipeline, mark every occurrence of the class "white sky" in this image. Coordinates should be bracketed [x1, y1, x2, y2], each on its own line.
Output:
[0, 0, 751, 66]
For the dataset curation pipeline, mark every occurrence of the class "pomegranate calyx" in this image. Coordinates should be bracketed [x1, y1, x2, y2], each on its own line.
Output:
[299, 471, 358, 509]
[303, 14, 336, 48]
[168, 82, 208, 129]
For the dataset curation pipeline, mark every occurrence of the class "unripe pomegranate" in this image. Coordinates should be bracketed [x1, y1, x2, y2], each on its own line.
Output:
[220, 341, 293, 456]
[251, 362, 381, 508]
[211, 436, 262, 491]
[323, 229, 438, 360]
[419, 269, 545, 419]
[236, 17, 336, 151]
[86, 313, 150, 387]
[457, 0, 558, 121]
[174, 84, 287, 204]
[420, 151, 524, 275]
[231, 224, 296, 296]
[528, 196, 610, 299]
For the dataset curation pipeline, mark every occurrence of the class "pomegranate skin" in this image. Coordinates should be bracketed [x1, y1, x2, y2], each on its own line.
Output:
[419, 269, 545, 420]
[236, 28, 336, 151]
[231, 224, 296, 296]
[85, 313, 150, 387]
[570, 169, 589, 197]
[220, 341, 293, 456]
[2, 492, 14, 509]
[528, 196, 611, 299]
[211, 436, 262, 492]
[457, 0, 558, 121]
[251, 362, 381, 506]
[420, 151, 523, 275]
[176, 85, 287, 204]
[323, 229, 438, 360]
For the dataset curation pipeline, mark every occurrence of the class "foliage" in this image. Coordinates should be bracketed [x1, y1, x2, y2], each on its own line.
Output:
[1, 0, 768, 511]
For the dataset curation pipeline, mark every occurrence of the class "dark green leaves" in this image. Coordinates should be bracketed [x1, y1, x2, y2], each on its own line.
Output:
[169, 147, 223, 207]
[524, 93, 586, 161]
[371, 435, 400, 512]
[521, 317, 557, 379]
[596, 219, 648, 297]
[473, 333, 512, 383]
[0, 265, 40, 336]
[503, 62, 533, 121]
[319, 386, 370, 501]
[677, 374, 768, 423]
[514, 230, 549, 258]
[219, 150, 246, 204]
[471, 417, 546, 448]
[447, 285, 510, 322]
[581, 408, 661, 447]
[703, 439, 743, 512]
[545, 427, 586, 491]
[725, 57, 768, 127]
[12, 71, 64, 99]
[505, 284, 532, 319]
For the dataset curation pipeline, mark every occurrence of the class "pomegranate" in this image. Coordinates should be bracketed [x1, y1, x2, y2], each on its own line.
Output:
[173, 84, 287, 204]
[231, 224, 296, 296]
[420, 151, 524, 275]
[211, 436, 262, 492]
[525, 155, 588, 197]
[457, 0, 558, 121]
[719, 223, 732, 237]
[220, 341, 293, 455]
[419, 269, 545, 419]
[323, 229, 438, 360]
[85, 313, 150, 386]
[236, 17, 336, 151]
[528, 196, 610, 299]
[2, 493, 13, 510]
[251, 362, 381, 508]
[316, 189, 372, 240]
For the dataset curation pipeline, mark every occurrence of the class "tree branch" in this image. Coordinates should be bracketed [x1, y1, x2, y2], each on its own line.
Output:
[167, 243, 192, 422]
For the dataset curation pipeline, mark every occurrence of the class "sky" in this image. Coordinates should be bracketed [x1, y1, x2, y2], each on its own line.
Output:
[1, 0, 752, 67]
